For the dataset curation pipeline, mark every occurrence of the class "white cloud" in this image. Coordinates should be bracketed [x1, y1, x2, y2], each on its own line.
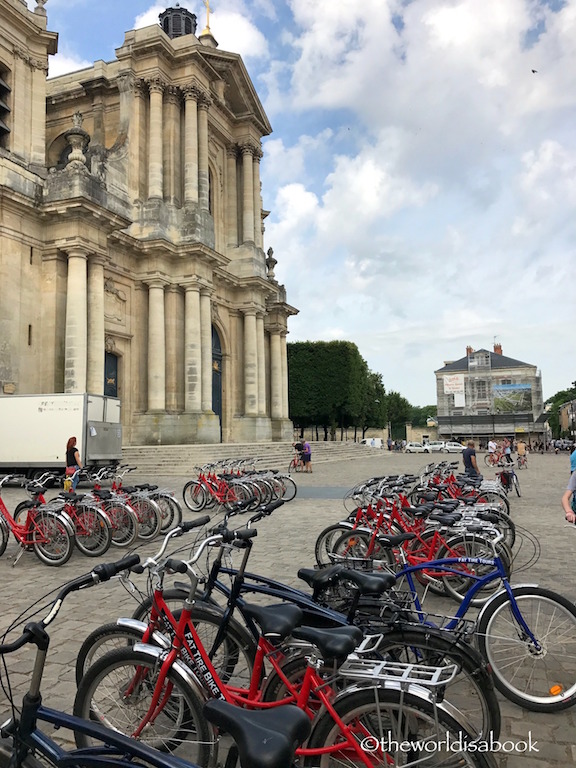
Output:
[48, 52, 93, 78]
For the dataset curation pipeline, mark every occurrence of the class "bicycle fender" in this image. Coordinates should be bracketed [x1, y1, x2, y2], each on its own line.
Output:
[131, 642, 210, 703]
[477, 583, 539, 624]
[115, 618, 171, 649]
[311, 679, 481, 740]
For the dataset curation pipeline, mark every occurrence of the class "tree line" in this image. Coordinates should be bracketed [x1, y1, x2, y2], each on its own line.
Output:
[545, 382, 576, 438]
[287, 341, 436, 440]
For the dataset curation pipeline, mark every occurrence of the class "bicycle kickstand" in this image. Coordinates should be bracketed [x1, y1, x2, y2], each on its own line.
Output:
[12, 544, 26, 568]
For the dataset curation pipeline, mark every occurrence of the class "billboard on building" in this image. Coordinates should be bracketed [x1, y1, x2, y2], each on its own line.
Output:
[493, 384, 532, 413]
[444, 374, 465, 407]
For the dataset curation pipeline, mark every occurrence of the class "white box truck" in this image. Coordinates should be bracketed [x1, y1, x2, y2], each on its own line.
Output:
[0, 393, 122, 480]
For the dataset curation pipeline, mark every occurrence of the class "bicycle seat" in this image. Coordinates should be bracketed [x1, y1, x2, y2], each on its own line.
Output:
[120, 485, 137, 494]
[203, 699, 310, 768]
[428, 513, 462, 525]
[375, 532, 416, 548]
[92, 489, 112, 500]
[297, 564, 345, 589]
[335, 569, 396, 595]
[290, 625, 361, 663]
[243, 603, 303, 639]
[135, 483, 159, 491]
[57, 492, 88, 501]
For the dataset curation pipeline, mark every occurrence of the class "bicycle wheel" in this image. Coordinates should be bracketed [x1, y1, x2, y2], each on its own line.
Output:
[330, 530, 396, 569]
[0, 518, 8, 557]
[474, 491, 510, 515]
[277, 474, 297, 501]
[182, 480, 207, 512]
[101, 501, 139, 548]
[31, 511, 74, 566]
[154, 493, 183, 532]
[512, 473, 521, 497]
[437, 534, 512, 606]
[303, 685, 497, 768]
[374, 628, 501, 741]
[131, 497, 162, 540]
[477, 585, 576, 711]
[75, 622, 145, 685]
[483, 454, 494, 467]
[74, 505, 112, 557]
[73, 647, 213, 764]
[315, 524, 355, 567]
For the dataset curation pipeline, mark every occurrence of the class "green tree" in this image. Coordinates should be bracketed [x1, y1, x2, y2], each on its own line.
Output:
[545, 383, 576, 438]
[385, 391, 412, 439]
[410, 405, 437, 428]
[360, 372, 387, 438]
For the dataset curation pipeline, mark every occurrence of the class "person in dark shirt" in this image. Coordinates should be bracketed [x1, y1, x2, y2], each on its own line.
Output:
[66, 435, 83, 491]
[462, 440, 480, 477]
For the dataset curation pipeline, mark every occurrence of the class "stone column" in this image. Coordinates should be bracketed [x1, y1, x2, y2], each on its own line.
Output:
[183, 85, 199, 205]
[147, 281, 166, 411]
[64, 248, 88, 393]
[226, 145, 239, 246]
[128, 79, 147, 201]
[270, 331, 283, 420]
[87, 255, 105, 395]
[241, 144, 255, 243]
[147, 77, 165, 200]
[31, 61, 48, 166]
[256, 313, 266, 416]
[281, 332, 289, 419]
[243, 309, 258, 416]
[11, 50, 28, 159]
[252, 149, 263, 249]
[200, 289, 212, 412]
[165, 285, 182, 411]
[164, 86, 182, 204]
[184, 284, 202, 412]
[198, 96, 210, 211]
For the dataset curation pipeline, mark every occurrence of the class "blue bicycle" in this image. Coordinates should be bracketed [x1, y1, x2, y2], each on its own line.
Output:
[330, 528, 576, 712]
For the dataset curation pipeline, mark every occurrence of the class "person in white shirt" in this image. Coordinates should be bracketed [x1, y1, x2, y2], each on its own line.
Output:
[488, 439, 497, 454]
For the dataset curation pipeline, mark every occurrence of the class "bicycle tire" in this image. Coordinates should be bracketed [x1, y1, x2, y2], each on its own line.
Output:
[182, 480, 207, 512]
[477, 585, 576, 711]
[330, 530, 396, 569]
[101, 501, 139, 548]
[131, 497, 162, 540]
[73, 647, 213, 763]
[0, 738, 47, 768]
[437, 533, 512, 606]
[154, 493, 183, 532]
[73, 505, 112, 557]
[314, 524, 355, 567]
[303, 685, 498, 768]
[0, 518, 8, 557]
[512, 473, 521, 497]
[277, 474, 297, 501]
[474, 491, 510, 515]
[31, 511, 74, 566]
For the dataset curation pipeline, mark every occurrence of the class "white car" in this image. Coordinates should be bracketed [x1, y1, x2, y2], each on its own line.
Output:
[424, 441, 446, 453]
[443, 441, 465, 453]
[404, 442, 429, 453]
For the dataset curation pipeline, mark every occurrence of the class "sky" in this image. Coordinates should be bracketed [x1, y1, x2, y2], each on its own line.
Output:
[34, 0, 575, 405]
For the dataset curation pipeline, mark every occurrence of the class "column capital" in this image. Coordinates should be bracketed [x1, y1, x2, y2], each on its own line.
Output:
[241, 306, 258, 317]
[145, 277, 169, 290]
[117, 72, 136, 94]
[226, 143, 239, 159]
[182, 81, 202, 101]
[146, 76, 167, 94]
[134, 78, 149, 98]
[181, 280, 202, 293]
[164, 85, 182, 106]
[239, 141, 258, 157]
[66, 246, 88, 260]
[198, 93, 212, 110]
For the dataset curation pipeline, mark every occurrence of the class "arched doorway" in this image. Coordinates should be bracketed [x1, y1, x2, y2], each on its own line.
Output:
[212, 326, 223, 442]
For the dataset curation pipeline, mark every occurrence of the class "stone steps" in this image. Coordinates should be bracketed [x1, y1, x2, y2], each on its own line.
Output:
[121, 441, 370, 475]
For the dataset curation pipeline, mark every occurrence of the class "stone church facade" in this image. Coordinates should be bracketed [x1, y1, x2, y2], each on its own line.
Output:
[0, 0, 296, 445]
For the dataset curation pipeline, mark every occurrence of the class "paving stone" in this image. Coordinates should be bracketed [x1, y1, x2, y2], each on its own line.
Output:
[0, 451, 574, 766]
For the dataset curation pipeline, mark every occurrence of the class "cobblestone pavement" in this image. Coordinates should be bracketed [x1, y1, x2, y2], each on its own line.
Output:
[0, 451, 575, 766]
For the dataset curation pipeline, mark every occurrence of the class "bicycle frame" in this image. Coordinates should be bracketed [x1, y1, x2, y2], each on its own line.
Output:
[124, 588, 380, 767]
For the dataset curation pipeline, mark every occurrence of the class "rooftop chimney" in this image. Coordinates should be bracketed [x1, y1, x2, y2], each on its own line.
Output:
[466, 346, 474, 356]
[494, 343, 502, 355]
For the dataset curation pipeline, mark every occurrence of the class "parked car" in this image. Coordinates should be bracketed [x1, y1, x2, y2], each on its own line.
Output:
[359, 438, 384, 448]
[404, 442, 429, 453]
[443, 441, 465, 453]
[424, 441, 446, 453]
